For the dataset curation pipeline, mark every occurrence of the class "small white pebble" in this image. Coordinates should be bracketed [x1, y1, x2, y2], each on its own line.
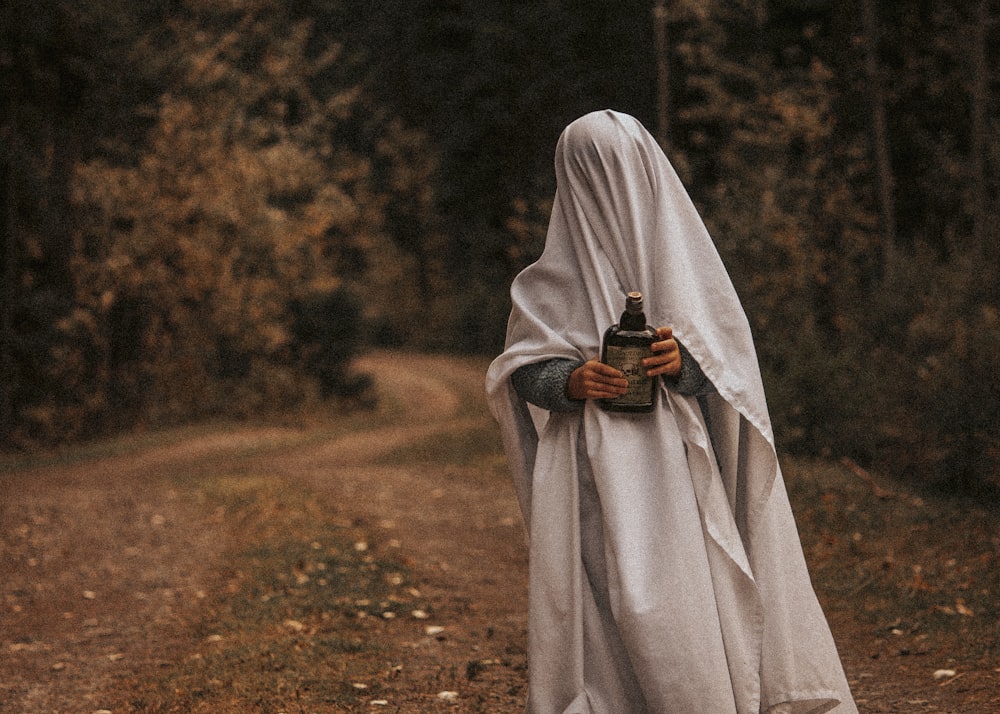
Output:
[933, 669, 957, 680]
[437, 691, 459, 701]
[352, 682, 369, 689]
[425, 625, 445, 636]
[411, 609, 429, 619]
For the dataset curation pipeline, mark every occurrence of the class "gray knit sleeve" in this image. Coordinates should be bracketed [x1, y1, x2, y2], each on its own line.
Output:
[511, 343, 712, 412]
[673, 341, 715, 397]
[511, 358, 585, 412]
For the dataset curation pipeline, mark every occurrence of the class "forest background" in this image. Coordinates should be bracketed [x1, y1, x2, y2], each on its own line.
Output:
[1, 0, 997, 495]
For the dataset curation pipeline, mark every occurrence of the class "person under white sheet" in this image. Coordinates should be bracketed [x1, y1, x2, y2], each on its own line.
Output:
[486, 109, 857, 714]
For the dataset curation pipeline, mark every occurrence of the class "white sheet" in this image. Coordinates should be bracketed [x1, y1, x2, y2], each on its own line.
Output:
[486, 110, 857, 713]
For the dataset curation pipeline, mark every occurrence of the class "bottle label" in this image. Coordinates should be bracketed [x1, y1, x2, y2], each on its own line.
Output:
[604, 344, 654, 406]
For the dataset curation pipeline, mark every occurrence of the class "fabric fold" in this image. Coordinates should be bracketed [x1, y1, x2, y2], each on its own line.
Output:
[486, 109, 856, 713]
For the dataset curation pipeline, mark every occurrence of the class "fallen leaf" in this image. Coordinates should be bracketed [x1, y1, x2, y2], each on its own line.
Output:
[955, 599, 974, 617]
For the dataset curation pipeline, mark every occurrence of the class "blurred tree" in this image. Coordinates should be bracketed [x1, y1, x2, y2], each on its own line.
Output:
[0, 0, 168, 443]
[70, 1, 390, 430]
[335, 0, 659, 351]
[860, 0, 898, 272]
[3, 0, 996, 490]
[656, 0, 879, 455]
[290, 288, 372, 399]
[969, 0, 990, 264]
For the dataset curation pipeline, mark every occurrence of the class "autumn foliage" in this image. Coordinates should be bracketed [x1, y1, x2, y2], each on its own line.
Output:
[1, 0, 997, 491]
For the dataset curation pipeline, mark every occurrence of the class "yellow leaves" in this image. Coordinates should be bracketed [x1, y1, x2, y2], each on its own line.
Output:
[768, 88, 833, 145]
[55, 5, 408, 427]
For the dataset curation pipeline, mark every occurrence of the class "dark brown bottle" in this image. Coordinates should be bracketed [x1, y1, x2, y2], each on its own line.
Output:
[600, 292, 658, 412]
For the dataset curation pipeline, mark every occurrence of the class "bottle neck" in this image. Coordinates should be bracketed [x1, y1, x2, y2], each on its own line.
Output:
[619, 310, 646, 331]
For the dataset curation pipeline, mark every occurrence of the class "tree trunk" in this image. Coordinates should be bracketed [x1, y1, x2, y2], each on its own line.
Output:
[969, 0, 989, 264]
[861, 0, 897, 275]
[652, 0, 670, 149]
[1, 117, 18, 443]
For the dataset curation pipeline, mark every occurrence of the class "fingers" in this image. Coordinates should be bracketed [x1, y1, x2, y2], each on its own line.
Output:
[589, 361, 626, 379]
[583, 361, 628, 398]
[568, 360, 628, 400]
[643, 351, 681, 378]
[569, 338, 682, 401]
[645, 327, 682, 377]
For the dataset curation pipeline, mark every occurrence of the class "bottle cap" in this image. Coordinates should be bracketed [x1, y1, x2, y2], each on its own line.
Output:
[625, 291, 643, 314]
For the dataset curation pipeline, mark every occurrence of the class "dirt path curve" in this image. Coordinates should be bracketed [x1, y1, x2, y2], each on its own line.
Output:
[0, 352, 528, 713]
[3, 352, 995, 713]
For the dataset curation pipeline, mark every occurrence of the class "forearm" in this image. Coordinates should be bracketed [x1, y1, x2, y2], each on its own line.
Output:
[511, 342, 712, 412]
[672, 341, 715, 397]
[511, 358, 585, 412]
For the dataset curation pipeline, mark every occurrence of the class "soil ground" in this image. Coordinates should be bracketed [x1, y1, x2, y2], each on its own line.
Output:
[1, 352, 997, 713]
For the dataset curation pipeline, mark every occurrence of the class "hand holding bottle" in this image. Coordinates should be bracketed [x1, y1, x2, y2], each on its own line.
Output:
[642, 327, 683, 378]
[568, 326, 682, 402]
[566, 360, 628, 401]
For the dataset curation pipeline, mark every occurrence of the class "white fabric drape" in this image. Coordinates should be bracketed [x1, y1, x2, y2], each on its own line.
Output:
[486, 110, 857, 714]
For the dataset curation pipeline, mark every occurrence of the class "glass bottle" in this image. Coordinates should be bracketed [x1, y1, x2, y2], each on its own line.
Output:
[600, 291, 658, 412]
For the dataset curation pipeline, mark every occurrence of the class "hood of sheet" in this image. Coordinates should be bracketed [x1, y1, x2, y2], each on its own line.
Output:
[487, 108, 773, 523]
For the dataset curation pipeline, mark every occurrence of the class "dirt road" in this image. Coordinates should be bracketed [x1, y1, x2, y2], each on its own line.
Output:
[1, 353, 527, 712]
[1, 352, 996, 712]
